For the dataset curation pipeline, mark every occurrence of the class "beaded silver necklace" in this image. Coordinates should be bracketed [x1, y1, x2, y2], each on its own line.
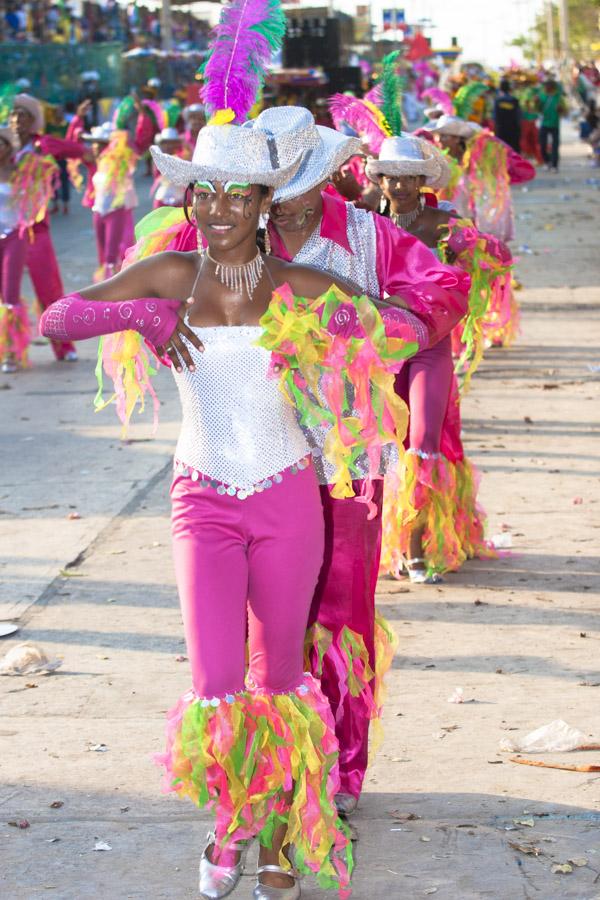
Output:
[390, 194, 426, 229]
[204, 248, 264, 300]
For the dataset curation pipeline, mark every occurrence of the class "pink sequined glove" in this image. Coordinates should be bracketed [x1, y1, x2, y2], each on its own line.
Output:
[39, 293, 181, 347]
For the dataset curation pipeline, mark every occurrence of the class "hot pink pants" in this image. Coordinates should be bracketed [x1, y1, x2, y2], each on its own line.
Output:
[93, 208, 135, 269]
[170, 464, 325, 696]
[0, 230, 27, 306]
[395, 335, 454, 453]
[26, 219, 75, 360]
[309, 479, 383, 799]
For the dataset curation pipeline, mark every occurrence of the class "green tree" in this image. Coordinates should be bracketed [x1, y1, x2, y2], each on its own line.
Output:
[511, 0, 600, 61]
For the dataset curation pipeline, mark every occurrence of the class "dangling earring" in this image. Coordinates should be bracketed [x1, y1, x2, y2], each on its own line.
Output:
[259, 211, 271, 255]
[196, 227, 204, 255]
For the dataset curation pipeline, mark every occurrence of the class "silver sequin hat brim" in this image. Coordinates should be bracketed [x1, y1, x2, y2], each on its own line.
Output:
[150, 123, 304, 189]
[365, 135, 450, 190]
[273, 126, 362, 203]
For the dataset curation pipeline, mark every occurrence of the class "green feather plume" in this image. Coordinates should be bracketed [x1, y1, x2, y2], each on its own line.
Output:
[381, 51, 404, 136]
[453, 81, 488, 120]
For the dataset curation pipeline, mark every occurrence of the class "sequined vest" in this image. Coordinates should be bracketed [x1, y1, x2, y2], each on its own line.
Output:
[292, 204, 381, 298]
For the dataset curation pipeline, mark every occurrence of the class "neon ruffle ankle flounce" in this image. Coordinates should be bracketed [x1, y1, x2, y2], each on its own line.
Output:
[380, 451, 495, 576]
[257, 283, 419, 509]
[305, 615, 399, 761]
[453, 457, 496, 561]
[156, 673, 352, 897]
[481, 272, 520, 348]
[0, 303, 31, 366]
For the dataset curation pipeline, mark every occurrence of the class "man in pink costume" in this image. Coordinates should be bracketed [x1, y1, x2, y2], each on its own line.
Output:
[169, 108, 469, 812]
[9, 94, 90, 361]
[264, 110, 469, 812]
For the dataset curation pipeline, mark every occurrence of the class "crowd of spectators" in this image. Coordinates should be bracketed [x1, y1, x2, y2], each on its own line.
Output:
[1, 0, 208, 50]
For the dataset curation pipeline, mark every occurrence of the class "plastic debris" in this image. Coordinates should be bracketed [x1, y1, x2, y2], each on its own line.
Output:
[447, 687, 475, 704]
[500, 720, 597, 753]
[0, 622, 19, 638]
[88, 743, 109, 752]
[491, 533, 513, 549]
[551, 863, 572, 874]
[573, 496, 584, 505]
[94, 841, 112, 852]
[568, 858, 588, 867]
[513, 817, 535, 828]
[508, 841, 542, 856]
[0, 642, 62, 676]
[8, 819, 30, 829]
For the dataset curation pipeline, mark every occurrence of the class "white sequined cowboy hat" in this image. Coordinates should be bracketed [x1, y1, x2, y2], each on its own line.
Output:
[422, 114, 481, 140]
[81, 122, 116, 143]
[156, 126, 182, 144]
[251, 106, 361, 203]
[365, 134, 450, 190]
[12, 93, 44, 135]
[150, 109, 306, 189]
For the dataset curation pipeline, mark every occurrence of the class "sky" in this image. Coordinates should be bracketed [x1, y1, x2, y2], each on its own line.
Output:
[333, 0, 543, 67]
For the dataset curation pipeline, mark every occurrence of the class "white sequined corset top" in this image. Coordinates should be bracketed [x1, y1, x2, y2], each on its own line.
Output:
[172, 325, 310, 491]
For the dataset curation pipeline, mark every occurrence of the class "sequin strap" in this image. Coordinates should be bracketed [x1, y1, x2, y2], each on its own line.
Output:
[173, 454, 312, 499]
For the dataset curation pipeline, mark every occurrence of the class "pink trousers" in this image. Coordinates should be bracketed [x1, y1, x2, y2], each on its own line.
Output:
[309, 480, 384, 799]
[0, 230, 27, 306]
[93, 208, 135, 269]
[395, 335, 454, 453]
[170, 464, 325, 697]
[26, 220, 75, 360]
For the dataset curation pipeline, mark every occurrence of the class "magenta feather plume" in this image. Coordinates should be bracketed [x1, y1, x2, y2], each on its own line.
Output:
[422, 87, 454, 115]
[364, 85, 382, 105]
[201, 0, 286, 123]
[328, 94, 390, 154]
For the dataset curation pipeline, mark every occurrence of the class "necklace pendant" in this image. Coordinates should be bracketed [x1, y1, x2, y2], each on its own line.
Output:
[206, 248, 264, 301]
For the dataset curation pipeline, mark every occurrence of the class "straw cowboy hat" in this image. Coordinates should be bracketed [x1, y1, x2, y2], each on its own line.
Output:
[365, 134, 450, 190]
[12, 93, 44, 134]
[423, 114, 480, 140]
[151, 108, 308, 189]
[248, 106, 361, 203]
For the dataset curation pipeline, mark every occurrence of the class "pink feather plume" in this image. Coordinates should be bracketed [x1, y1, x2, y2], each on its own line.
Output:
[422, 87, 454, 114]
[201, 0, 286, 124]
[328, 94, 389, 154]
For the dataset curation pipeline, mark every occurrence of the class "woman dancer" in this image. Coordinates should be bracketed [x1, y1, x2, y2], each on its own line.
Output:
[80, 123, 138, 280]
[0, 125, 57, 372]
[425, 114, 533, 347]
[39, 109, 433, 899]
[151, 127, 189, 209]
[367, 135, 493, 580]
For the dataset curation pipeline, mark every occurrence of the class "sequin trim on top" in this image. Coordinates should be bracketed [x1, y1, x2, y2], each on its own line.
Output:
[173, 454, 313, 500]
